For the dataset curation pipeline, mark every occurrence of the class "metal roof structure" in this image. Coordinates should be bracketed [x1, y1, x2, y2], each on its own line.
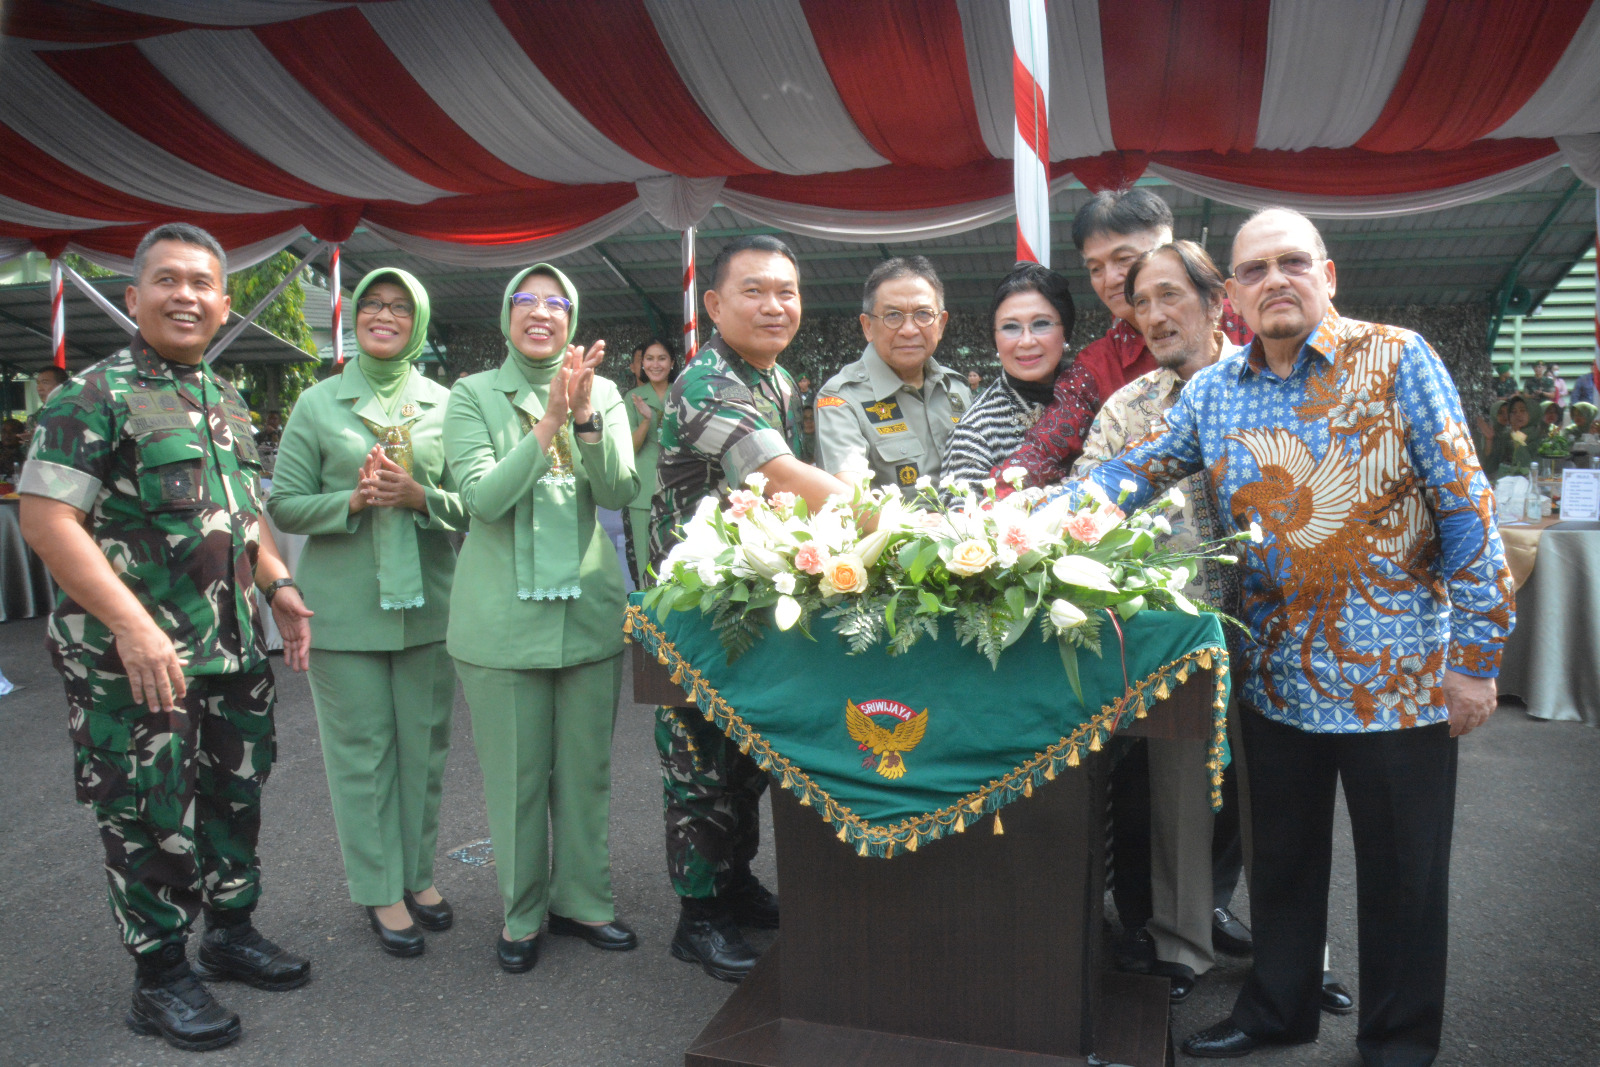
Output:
[0, 274, 314, 374]
[297, 172, 1597, 349]
[1494, 247, 1598, 377]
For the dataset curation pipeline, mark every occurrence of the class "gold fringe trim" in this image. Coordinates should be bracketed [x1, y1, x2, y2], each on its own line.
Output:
[625, 604, 1230, 858]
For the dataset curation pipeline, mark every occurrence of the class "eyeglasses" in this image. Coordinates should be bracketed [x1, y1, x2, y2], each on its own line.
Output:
[996, 318, 1062, 340]
[509, 293, 573, 315]
[1232, 250, 1318, 286]
[868, 307, 940, 329]
[356, 297, 415, 318]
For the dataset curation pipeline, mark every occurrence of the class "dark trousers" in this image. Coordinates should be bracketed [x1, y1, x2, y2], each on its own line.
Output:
[1231, 711, 1457, 1067]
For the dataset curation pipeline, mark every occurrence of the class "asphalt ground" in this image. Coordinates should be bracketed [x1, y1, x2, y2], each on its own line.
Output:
[0, 603, 1596, 1065]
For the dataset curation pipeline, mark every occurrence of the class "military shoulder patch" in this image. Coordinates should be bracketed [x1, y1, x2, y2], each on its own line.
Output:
[816, 395, 847, 408]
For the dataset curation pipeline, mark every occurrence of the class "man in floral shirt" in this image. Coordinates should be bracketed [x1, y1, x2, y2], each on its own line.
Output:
[1069, 209, 1512, 1065]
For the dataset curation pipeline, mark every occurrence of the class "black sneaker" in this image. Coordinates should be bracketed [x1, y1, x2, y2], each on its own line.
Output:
[195, 925, 311, 991]
[718, 871, 780, 930]
[127, 946, 241, 1052]
[670, 914, 760, 983]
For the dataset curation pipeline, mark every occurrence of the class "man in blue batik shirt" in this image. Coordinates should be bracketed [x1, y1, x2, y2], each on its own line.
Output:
[1060, 208, 1512, 1067]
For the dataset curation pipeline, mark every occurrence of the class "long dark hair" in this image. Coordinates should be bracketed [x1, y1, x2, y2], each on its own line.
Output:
[637, 337, 679, 386]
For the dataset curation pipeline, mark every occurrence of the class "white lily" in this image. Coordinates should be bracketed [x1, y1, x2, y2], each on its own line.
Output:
[774, 595, 802, 630]
[1249, 520, 1264, 543]
[1167, 486, 1186, 509]
[739, 544, 788, 580]
[1051, 554, 1118, 591]
[1049, 598, 1088, 629]
[853, 527, 894, 567]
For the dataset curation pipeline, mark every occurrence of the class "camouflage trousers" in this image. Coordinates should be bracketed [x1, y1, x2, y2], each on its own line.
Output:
[62, 660, 276, 957]
[656, 705, 767, 900]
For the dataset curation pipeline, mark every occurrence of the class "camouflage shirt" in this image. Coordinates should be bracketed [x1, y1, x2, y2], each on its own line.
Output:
[21, 337, 268, 676]
[648, 333, 803, 572]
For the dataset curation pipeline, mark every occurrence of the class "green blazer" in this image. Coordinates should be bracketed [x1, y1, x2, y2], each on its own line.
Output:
[623, 382, 668, 512]
[267, 361, 466, 652]
[442, 357, 638, 670]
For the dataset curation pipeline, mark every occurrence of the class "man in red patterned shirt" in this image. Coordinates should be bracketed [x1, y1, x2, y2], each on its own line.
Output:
[1000, 189, 1250, 489]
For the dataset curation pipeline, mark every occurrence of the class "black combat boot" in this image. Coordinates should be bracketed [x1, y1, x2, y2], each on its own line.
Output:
[670, 896, 760, 983]
[718, 868, 780, 930]
[127, 941, 242, 1052]
[194, 910, 311, 991]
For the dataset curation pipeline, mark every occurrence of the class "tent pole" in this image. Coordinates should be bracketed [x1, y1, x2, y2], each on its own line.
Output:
[682, 226, 697, 359]
[206, 241, 324, 363]
[1010, 0, 1049, 267]
[49, 259, 66, 370]
[61, 263, 136, 335]
[330, 244, 345, 365]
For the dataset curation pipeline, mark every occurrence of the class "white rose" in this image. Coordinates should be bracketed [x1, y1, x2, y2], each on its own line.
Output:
[696, 559, 720, 586]
[744, 471, 769, 494]
[914, 475, 933, 490]
[773, 571, 797, 595]
[1049, 598, 1087, 630]
[1001, 465, 1027, 488]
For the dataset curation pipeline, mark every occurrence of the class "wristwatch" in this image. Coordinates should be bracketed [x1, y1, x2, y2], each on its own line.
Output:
[572, 411, 603, 434]
[263, 577, 298, 604]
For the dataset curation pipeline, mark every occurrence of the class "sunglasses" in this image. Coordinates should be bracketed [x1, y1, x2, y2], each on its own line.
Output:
[1232, 250, 1319, 286]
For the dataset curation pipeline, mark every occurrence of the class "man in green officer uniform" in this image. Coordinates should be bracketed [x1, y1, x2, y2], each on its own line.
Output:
[815, 256, 970, 493]
[649, 234, 853, 982]
[20, 224, 312, 1053]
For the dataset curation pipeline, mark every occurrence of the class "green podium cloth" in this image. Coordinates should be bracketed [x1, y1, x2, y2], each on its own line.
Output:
[628, 596, 1230, 857]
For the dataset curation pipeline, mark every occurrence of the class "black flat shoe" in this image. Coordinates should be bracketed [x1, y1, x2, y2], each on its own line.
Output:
[1320, 976, 1355, 1015]
[404, 890, 454, 932]
[194, 925, 312, 989]
[548, 913, 639, 951]
[1212, 906, 1254, 956]
[1150, 960, 1197, 1003]
[497, 933, 541, 974]
[365, 907, 424, 958]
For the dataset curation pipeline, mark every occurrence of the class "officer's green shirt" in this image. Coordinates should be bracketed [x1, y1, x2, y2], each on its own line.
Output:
[649, 333, 803, 571]
[266, 360, 466, 651]
[814, 344, 970, 494]
[21, 337, 266, 675]
[623, 382, 668, 513]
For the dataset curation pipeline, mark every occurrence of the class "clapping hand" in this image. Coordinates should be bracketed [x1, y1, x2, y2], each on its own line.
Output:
[566, 340, 607, 430]
[360, 448, 427, 513]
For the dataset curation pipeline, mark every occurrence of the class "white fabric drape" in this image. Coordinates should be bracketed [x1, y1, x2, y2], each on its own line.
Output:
[1492, 2, 1600, 139]
[1254, 0, 1428, 150]
[139, 31, 447, 204]
[64, 227, 308, 276]
[1045, 0, 1116, 161]
[1559, 136, 1600, 189]
[0, 194, 113, 233]
[0, 239, 34, 266]
[361, 200, 649, 269]
[1150, 154, 1567, 218]
[92, 0, 357, 24]
[0, 44, 303, 214]
[642, 0, 885, 175]
[362, 0, 660, 184]
[958, 0, 1020, 160]
[723, 190, 1014, 244]
[636, 175, 725, 230]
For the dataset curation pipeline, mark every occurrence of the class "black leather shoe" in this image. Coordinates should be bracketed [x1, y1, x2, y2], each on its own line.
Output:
[1320, 975, 1355, 1015]
[1212, 907, 1254, 956]
[403, 890, 454, 932]
[718, 872, 780, 930]
[1150, 960, 1197, 1003]
[1113, 925, 1156, 974]
[496, 933, 541, 974]
[670, 915, 759, 982]
[548, 913, 639, 951]
[127, 947, 242, 1052]
[362, 907, 424, 958]
[1182, 1020, 1260, 1058]
[194, 925, 312, 989]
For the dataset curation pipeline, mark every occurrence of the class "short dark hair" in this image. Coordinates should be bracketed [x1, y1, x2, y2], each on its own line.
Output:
[707, 234, 799, 291]
[1070, 188, 1174, 251]
[36, 365, 69, 384]
[1123, 240, 1226, 311]
[132, 222, 228, 281]
[636, 336, 679, 385]
[861, 255, 944, 314]
[989, 262, 1076, 340]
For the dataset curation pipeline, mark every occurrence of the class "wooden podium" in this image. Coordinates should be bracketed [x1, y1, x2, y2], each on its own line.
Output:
[634, 643, 1215, 1067]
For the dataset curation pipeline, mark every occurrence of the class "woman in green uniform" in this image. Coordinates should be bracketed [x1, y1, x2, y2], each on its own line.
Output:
[622, 338, 676, 586]
[442, 264, 640, 973]
[267, 268, 466, 957]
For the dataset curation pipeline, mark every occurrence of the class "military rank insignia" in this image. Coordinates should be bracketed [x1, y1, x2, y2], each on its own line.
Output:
[845, 698, 928, 780]
[896, 464, 918, 486]
[863, 400, 898, 422]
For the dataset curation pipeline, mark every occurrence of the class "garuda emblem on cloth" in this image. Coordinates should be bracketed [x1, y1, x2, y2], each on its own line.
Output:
[845, 699, 928, 780]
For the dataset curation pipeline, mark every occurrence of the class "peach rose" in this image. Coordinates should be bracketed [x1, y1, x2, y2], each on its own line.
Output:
[946, 538, 997, 576]
[820, 553, 869, 596]
[793, 542, 825, 575]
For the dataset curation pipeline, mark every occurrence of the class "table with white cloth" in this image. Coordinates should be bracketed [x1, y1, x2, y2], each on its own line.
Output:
[1497, 520, 1600, 726]
[0, 499, 56, 622]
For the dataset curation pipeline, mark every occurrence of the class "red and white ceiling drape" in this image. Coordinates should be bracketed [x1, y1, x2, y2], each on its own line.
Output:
[1, 0, 1597, 272]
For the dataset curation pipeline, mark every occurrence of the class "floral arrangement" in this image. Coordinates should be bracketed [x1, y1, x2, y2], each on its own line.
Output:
[643, 469, 1253, 703]
[1537, 429, 1571, 457]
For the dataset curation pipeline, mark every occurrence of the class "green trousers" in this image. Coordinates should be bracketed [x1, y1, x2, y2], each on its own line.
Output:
[625, 505, 651, 587]
[307, 643, 455, 907]
[456, 655, 623, 940]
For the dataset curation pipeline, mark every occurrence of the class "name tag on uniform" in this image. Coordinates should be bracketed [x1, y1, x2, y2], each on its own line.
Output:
[875, 421, 909, 435]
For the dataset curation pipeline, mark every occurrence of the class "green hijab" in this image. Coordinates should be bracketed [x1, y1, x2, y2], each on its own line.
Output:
[500, 263, 586, 601]
[351, 267, 432, 611]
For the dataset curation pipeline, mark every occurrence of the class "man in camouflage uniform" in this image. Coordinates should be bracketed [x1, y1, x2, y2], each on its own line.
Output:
[20, 224, 312, 1053]
[815, 256, 970, 493]
[649, 234, 852, 982]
